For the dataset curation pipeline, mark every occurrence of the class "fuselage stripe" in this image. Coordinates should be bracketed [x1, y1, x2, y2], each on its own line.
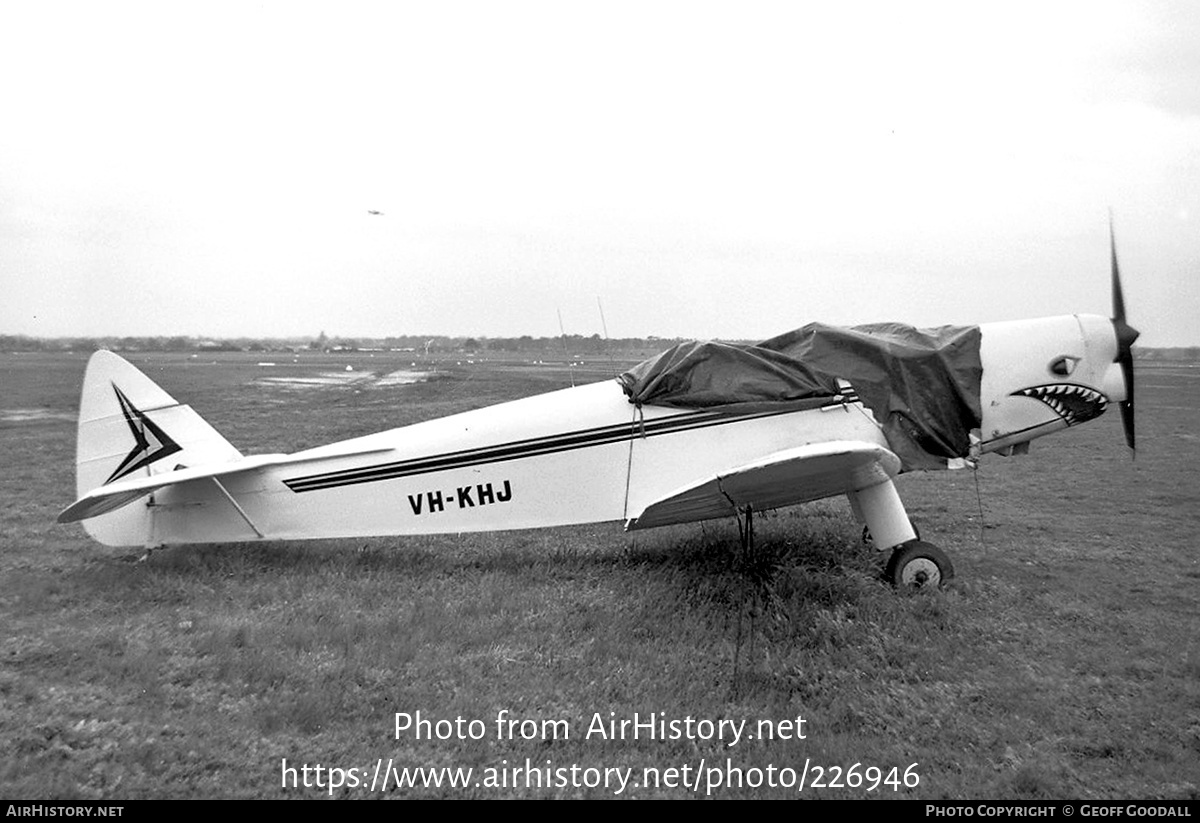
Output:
[283, 395, 857, 493]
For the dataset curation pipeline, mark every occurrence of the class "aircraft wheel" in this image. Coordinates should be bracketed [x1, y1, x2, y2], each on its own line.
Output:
[885, 540, 953, 590]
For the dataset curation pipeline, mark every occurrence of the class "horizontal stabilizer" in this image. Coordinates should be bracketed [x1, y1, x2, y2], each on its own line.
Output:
[626, 440, 900, 530]
[59, 446, 394, 523]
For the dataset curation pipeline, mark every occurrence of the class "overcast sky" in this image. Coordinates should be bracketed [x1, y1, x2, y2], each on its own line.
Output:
[2, 1, 1198, 345]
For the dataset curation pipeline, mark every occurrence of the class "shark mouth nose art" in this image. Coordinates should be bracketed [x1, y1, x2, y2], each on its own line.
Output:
[1013, 384, 1109, 427]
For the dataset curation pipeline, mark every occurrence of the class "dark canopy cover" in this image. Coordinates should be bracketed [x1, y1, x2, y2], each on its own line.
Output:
[618, 323, 983, 471]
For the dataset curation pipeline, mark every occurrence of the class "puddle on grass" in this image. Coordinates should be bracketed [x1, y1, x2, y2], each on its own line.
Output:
[374, 369, 431, 386]
[257, 369, 430, 389]
[0, 408, 77, 424]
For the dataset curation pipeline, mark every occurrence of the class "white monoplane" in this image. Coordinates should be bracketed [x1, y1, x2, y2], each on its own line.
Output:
[58, 234, 1138, 588]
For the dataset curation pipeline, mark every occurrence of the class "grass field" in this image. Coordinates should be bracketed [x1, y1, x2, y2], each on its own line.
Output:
[2, 351, 1198, 799]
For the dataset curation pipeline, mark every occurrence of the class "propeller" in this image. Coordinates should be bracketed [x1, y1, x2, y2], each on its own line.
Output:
[1109, 216, 1139, 451]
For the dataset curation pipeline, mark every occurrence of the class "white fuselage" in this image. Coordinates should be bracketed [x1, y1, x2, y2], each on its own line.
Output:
[131, 383, 888, 545]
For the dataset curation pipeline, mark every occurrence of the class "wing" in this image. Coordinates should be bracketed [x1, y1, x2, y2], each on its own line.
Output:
[625, 440, 901, 530]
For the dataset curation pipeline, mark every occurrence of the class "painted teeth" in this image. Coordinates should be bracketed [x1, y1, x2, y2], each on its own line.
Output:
[1014, 384, 1108, 426]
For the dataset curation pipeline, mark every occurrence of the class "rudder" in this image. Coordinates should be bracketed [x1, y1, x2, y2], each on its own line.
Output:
[73, 351, 243, 546]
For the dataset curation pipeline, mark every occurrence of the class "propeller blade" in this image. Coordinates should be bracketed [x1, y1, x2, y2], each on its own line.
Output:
[1108, 217, 1139, 451]
[1110, 214, 1126, 324]
[1117, 347, 1135, 451]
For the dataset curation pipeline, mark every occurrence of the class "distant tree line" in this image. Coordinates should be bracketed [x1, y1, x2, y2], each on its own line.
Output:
[0, 333, 686, 356]
[1135, 347, 1200, 361]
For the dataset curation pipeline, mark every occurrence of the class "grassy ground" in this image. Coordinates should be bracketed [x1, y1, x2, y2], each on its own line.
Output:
[1, 352, 1197, 799]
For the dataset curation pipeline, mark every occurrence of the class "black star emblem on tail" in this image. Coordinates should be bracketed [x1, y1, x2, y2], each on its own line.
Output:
[105, 384, 183, 484]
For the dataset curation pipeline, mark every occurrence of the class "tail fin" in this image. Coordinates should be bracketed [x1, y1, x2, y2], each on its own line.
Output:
[70, 351, 243, 545]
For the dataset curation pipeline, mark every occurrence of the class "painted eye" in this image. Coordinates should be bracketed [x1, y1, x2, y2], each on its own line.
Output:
[1049, 356, 1078, 376]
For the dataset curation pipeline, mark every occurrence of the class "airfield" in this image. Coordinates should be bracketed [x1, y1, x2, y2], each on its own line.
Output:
[2, 349, 1198, 799]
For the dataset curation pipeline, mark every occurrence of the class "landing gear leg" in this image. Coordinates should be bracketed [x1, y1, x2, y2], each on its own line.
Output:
[847, 480, 951, 590]
[846, 479, 917, 551]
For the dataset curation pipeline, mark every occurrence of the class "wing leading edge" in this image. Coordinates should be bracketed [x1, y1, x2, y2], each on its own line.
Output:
[625, 440, 901, 530]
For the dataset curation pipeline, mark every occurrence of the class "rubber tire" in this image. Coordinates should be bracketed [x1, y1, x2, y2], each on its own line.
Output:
[885, 540, 953, 590]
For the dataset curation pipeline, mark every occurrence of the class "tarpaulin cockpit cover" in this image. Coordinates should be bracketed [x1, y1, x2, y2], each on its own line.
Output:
[618, 322, 983, 471]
